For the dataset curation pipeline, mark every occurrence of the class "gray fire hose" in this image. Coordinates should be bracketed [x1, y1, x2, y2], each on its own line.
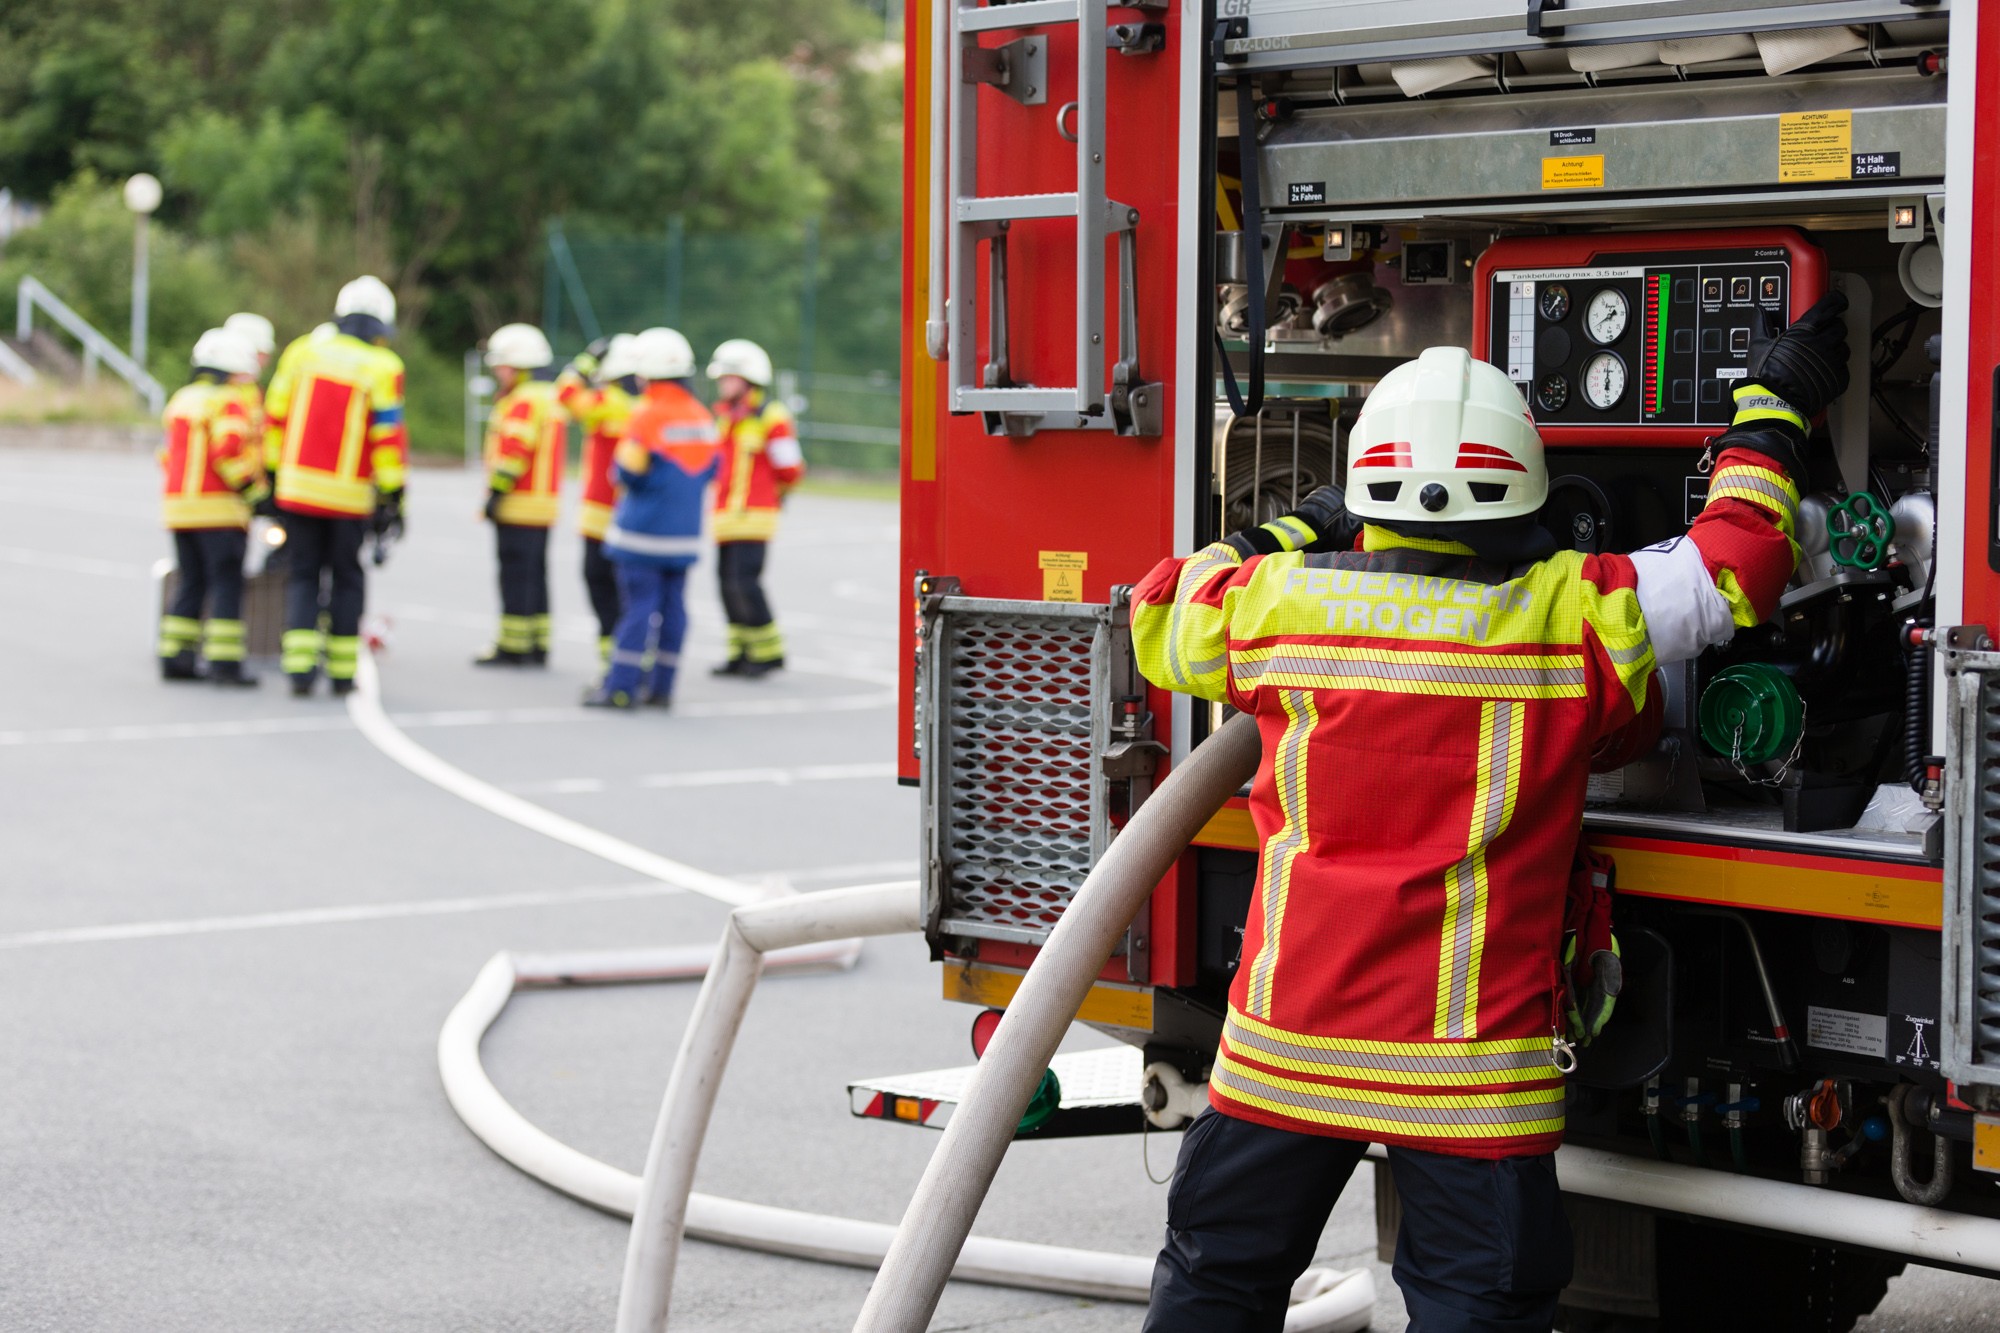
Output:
[854, 712, 1263, 1330]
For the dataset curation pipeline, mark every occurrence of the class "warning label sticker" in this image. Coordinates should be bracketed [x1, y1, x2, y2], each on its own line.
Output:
[1541, 154, 1605, 191]
[1807, 1005, 1887, 1059]
[1039, 550, 1088, 603]
[1778, 111, 1853, 182]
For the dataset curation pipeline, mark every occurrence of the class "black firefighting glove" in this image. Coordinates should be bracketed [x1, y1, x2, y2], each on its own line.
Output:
[1725, 291, 1851, 480]
[1224, 485, 1365, 559]
[482, 488, 506, 522]
[372, 490, 404, 539]
[251, 487, 281, 519]
[1564, 933, 1624, 1045]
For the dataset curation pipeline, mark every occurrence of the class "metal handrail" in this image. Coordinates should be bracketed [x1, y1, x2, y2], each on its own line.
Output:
[15, 276, 165, 414]
[0, 338, 37, 388]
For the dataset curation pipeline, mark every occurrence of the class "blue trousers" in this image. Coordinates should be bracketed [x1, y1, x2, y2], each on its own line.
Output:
[606, 562, 688, 698]
[1146, 1111, 1571, 1333]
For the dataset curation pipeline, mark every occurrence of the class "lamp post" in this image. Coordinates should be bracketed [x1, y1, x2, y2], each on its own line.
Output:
[123, 173, 162, 368]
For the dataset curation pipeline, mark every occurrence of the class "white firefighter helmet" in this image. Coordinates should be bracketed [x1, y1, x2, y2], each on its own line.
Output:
[632, 327, 697, 381]
[222, 312, 276, 357]
[484, 322, 554, 370]
[596, 332, 640, 382]
[191, 327, 261, 378]
[1344, 347, 1548, 525]
[334, 275, 397, 329]
[705, 337, 773, 387]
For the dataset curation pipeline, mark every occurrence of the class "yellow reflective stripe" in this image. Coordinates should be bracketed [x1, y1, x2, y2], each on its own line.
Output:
[163, 494, 251, 528]
[1707, 462, 1799, 536]
[579, 499, 613, 540]
[159, 616, 201, 649]
[714, 509, 781, 541]
[1213, 1050, 1566, 1137]
[1133, 543, 1239, 701]
[1235, 644, 1586, 700]
[1361, 526, 1476, 555]
[1224, 1009, 1552, 1085]
[1435, 700, 1523, 1040]
[1263, 515, 1316, 552]
[1575, 579, 1654, 714]
[495, 492, 559, 526]
[1714, 567, 1763, 628]
[1243, 689, 1315, 1019]
[497, 615, 536, 652]
[276, 467, 373, 516]
[1730, 385, 1808, 433]
[281, 628, 323, 673]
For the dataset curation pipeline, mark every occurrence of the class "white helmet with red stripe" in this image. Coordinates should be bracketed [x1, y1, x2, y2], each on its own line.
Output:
[1345, 346, 1548, 524]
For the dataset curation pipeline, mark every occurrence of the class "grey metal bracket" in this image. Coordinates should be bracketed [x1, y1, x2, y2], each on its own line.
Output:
[1109, 21, 1165, 55]
[962, 35, 1047, 106]
[1525, 0, 1565, 37]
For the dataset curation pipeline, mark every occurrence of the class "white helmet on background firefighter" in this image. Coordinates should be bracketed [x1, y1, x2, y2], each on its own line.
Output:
[222, 312, 276, 364]
[596, 332, 640, 383]
[484, 322, 554, 371]
[706, 338, 773, 388]
[632, 327, 697, 381]
[334, 275, 397, 333]
[1343, 346, 1549, 525]
[191, 327, 261, 379]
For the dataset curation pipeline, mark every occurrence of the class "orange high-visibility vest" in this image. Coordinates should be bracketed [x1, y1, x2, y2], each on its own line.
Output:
[160, 380, 262, 530]
[485, 378, 568, 527]
[264, 332, 407, 519]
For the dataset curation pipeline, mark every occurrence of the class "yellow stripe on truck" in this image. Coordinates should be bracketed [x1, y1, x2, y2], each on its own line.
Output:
[942, 962, 1154, 1030]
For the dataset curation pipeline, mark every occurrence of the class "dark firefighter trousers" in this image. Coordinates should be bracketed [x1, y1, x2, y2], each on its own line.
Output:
[495, 522, 551, 654]
[717, 539, 783, 664]
[582, 535, 622, 656]
[162, 528, 248, 662]
[1146, 1111, 1572, 1333]
[280, 514, 367, 680]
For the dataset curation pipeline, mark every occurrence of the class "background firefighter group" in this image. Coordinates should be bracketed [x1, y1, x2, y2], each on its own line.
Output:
[156, 276, 804, 708]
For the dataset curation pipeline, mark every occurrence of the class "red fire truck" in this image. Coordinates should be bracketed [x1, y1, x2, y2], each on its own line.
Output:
[879, 0, 2000, 1323]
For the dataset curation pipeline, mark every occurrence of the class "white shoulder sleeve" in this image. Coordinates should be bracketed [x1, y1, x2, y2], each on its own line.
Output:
[1628, 536, 1738, 665]
[766, 432, 804, 469]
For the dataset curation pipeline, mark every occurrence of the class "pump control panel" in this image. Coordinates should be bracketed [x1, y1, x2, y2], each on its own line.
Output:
[1470, 229, 1826, 446]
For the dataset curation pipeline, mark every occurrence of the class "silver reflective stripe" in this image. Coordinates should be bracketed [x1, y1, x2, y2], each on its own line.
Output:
[1166, 547, 1236, 688]
[1213, 1064, 1564, 1129]
[1245, 689, 1313, 1017]
[1440, 701, 1515, 1040]
[606, 526, 702, 557]
[1223, 1018, 1552, 1080]
[1604, 637, 1653, 666]
[1708, 470, 1799, 518]
[1237, 655, 1584, 690]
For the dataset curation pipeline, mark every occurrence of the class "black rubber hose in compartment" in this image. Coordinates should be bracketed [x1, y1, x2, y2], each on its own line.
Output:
[1905, 618, 1932, 793]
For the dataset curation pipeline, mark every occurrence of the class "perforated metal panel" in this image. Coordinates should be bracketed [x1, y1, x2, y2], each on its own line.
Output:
[918, 591, 1134, 947]
[1943, 644, 2000, 1097]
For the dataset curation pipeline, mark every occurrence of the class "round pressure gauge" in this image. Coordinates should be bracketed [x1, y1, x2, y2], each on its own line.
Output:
[1581, 352, 1627, 410]
[1584, 288, 1629, 345]
[1535, 372, 1570, 413]
[1538, 284, 1571, 322]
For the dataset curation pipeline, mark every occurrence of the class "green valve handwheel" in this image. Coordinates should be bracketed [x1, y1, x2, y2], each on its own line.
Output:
[1699, 663, 1803, 766]
[1827, 491, 1893, 570]
[1016, 1067, 1063, 1135]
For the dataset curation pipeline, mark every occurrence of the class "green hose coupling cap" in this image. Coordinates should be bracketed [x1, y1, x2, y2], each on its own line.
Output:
[1017, 1067, 1063, 1135]
[1827, 491, 1892, 570]
[1699, 663, 1803, 765]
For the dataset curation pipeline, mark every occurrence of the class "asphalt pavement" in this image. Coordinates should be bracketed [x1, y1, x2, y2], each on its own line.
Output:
[1, 445, 1992, 1331]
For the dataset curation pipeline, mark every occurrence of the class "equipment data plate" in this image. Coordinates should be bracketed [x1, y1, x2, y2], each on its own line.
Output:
[1483, 247, 1793, 431]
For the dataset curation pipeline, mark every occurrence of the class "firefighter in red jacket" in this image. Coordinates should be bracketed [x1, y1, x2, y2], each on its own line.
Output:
[707, 338, 804, 677]
[1133, 298, 1849, 1332]
[557, 332, 639, 670]
[158, 327, 268, 685]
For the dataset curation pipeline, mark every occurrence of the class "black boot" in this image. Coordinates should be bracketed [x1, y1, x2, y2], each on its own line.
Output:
[526, 647, 549, 667]
[289, 671, 318, 698]
[711, 657, 747, 677]
[738, 657, 785, 679]
[160, 651, 203, 682]
[329, 677, 356, 698]
[209, 659, 259, 688]
[581, 684, 635, 709]
[474, 647, 531, 667]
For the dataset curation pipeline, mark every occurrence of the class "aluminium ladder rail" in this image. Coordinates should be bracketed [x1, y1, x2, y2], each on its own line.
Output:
[941, 0, 1162, 437]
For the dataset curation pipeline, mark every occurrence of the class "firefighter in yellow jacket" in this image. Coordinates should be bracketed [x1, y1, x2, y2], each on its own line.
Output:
[262, 276, 407, 698]
[477, 323, 568, 666]
[707, 339, 805, 677]
[158, 328, 269, 686]
[556, 332, 638, 668]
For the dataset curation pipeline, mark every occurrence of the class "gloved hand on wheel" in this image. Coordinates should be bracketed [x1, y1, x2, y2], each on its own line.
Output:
[1746, 290, 1851, 422]
[1225, 484, 1365, 559]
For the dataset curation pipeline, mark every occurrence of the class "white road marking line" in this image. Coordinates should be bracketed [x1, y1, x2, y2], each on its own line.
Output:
[0, 860, 920, 950]
[0, 546, 150, 579]
[0, 693, 895, 746]
[510, 761, 898, 796]
[345, 656, 770, 907]
[0, 881, 682, 950]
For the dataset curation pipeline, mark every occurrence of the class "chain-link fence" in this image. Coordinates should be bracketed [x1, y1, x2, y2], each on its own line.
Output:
[537, 220, 902, 474]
